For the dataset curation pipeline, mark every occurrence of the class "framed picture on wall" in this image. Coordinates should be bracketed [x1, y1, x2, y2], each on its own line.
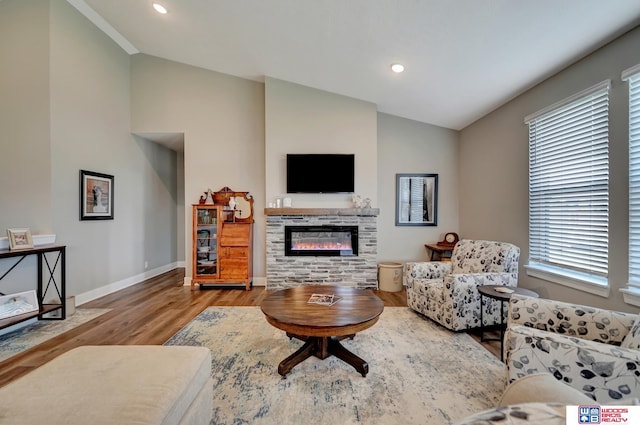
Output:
[395, 173, 438, 226]
[80, 170, 114, 220]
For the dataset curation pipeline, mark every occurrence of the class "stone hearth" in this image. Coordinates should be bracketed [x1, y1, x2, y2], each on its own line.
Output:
[265, 208, 379, 290]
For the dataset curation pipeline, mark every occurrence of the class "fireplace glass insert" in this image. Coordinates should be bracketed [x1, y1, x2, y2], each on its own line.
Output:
[285, 226, 358, 256]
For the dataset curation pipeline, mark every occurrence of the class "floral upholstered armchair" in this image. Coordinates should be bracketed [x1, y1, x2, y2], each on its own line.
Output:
[404, 239, 520, 331]
[504, 294, 640, 403]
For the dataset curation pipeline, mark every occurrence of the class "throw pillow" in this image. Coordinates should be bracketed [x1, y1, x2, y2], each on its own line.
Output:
[621, 316, 640, 350]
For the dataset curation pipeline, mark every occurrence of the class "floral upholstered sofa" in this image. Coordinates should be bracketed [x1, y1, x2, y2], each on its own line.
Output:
[504, 294, 640, 404]
[404, 239, 520, 331]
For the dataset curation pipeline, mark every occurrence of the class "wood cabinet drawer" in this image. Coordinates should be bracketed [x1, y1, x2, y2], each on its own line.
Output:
[219, 259, 248, 278]
[219, 223, 250, 246]
[219, 247, 248, 258]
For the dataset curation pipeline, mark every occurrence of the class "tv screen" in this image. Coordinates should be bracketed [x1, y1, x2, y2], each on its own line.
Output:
[286, 154, 355, 193]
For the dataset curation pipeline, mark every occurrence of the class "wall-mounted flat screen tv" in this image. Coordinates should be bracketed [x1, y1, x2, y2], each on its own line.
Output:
[286, 154, 355, 193]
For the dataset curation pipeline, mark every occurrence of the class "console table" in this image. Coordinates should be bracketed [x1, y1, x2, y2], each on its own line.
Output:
[0, 244, 66, 330]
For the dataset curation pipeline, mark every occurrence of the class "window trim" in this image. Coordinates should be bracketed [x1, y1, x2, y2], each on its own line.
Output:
[525, 80, 611, 295]
[621, 63, 640, 81]
[525, 262, 610, 298]
[524, 80, 611, 123]
[621, 287, 640, 307]
[621, 63, 640, 307]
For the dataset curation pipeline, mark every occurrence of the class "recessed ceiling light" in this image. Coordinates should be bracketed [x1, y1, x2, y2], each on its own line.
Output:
[391, 63, 405, 73]
[152, 2, 168, 14]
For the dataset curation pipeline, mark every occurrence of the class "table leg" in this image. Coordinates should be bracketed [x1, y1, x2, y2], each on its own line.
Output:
[278, 339, 316, 377]
[328, 338, 368, 377]
[277, 335, 369, 377]
[500, 300, 505, 361]
[479, 293, 507, 362]
[480, 294, 485, 342]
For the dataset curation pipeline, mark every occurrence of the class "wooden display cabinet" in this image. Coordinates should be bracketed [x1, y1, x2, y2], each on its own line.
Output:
[191, 187, 254, 290]
[192, 205, 220, 287]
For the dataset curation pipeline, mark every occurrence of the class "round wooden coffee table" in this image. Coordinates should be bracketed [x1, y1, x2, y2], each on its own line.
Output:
[260, 285, 384, 377]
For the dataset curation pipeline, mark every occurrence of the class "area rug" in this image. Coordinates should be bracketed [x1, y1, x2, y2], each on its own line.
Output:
[0, 308, 111, 362]
[165, 307, 506, 425]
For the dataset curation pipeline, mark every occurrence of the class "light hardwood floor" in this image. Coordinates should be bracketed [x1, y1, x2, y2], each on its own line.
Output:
[0, 268, 500, 388]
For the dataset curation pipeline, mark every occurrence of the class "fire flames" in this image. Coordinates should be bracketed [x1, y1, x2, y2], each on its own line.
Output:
[292, 241, 352, 251]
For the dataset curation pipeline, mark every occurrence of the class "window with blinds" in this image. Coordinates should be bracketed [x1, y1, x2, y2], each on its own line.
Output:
[625, 67, 640, 291]
[526, 81, 610, 287]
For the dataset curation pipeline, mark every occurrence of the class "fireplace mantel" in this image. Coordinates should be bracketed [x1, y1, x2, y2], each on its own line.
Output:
[265, 208, 379, 216]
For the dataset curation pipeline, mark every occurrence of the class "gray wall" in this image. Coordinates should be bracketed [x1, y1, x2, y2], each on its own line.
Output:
[377, 113, 459, 262]
[0, 0, 178, 303]
[176, 152, 185, 263]
[130, 54, 266, 284]
[0, 0, 52, 233]
[459, 25, 640, 312]
[265, 77, 378, 209]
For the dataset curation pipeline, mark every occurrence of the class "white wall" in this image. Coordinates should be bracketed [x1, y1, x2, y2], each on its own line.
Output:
[265, 77, 378, 208]
[459, 25, 640, 312]
[377, 113, 459, 262]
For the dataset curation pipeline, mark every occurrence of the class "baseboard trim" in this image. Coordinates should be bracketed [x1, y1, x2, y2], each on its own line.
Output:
[75, 262, 180, 306]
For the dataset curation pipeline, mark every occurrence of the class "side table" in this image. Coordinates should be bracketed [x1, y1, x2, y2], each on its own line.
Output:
[477, 285, 539, 361]
[424, 243, 454, 261]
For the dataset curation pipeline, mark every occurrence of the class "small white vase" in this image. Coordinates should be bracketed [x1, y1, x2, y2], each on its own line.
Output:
[204, 190, 214, 205]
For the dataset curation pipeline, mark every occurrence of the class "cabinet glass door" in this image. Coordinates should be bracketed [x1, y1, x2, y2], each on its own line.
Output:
[195, 207, 218, 276]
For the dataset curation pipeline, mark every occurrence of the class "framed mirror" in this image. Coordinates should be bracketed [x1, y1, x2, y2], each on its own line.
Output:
[395, 173, 438, 226]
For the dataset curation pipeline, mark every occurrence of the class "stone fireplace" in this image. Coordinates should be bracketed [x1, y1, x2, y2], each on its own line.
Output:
[265, 208, 379, 290]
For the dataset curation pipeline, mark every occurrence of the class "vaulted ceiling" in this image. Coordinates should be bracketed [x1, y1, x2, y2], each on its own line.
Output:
[70, 0, 640, 130]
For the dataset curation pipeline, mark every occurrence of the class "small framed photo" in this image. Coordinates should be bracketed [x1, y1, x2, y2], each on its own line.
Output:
[6, 228, 34, 250]
[80, 170, 114, 220]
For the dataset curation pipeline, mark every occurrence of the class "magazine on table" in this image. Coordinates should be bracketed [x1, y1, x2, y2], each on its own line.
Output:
[307, 293, 343, 306]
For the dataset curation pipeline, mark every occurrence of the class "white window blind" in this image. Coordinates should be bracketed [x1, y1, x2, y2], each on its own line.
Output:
[626, 68, 640, 289]
[527, 81, 610, 285]
[398, 177, 425, 222]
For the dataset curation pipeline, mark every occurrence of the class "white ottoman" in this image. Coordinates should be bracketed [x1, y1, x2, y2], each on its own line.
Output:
[0, 345, 212, 425]
[499, 373, 593, 406]
[454, 373, 594, 424]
